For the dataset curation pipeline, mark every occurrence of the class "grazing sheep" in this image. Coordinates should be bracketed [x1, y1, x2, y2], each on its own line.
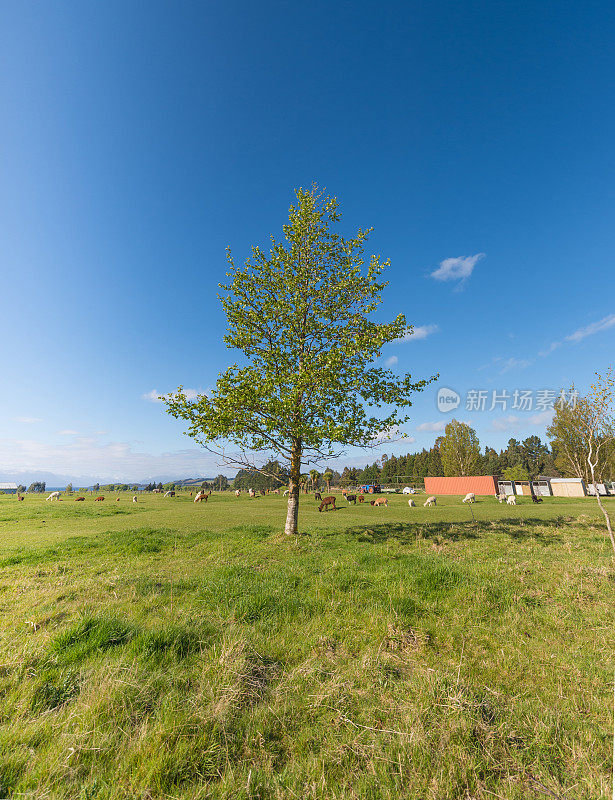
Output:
[94, 496, 105, 502]
[506, 495, 516, 506]
[283, 489, 289, 497]
[235, 490, 240, 498]
[194, 490, 208, 503]
[318, 496, 336, 512]
[75, 497, 85, 502]
[408, 499, 415, 507]
[496, 493, 507, 503]
[249, 488, 256, 499]
[371, 497, 388, 507]
[462, 492, 475, 504]
[132, 495, 138, 503]
[46, 491, 61, 502]
[424, 496, 437, 507]
[163, 490, 175, 497]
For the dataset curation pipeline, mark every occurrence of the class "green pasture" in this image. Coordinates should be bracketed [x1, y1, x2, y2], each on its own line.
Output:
[0, 491, 612, 799]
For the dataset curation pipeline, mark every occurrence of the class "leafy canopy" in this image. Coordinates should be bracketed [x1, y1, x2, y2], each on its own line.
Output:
[165, 186, 435, 471]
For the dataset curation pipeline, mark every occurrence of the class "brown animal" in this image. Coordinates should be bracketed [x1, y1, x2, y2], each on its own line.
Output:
[194, 490, 208, 503]
[75, 497, 85, 501]
[17, 494, 24, 501]
[371, 497, 388, 507]
[314, 492, 322, 500]
[345, 494, 357, 504]
[94, 496, 105, 502]
[358, 495, 365, 503]
[318, 496, 336, 512]
[116, 497, 120, 501]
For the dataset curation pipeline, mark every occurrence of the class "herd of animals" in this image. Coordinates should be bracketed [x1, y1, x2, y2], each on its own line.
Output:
[34, 488, 544, 509]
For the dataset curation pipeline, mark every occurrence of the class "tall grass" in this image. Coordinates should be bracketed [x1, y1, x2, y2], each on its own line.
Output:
[0, 492, 612, 798]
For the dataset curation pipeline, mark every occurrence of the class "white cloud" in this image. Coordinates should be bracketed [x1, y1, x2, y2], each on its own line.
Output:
[430, 253, 485, 284]
[142, 390, 164, 403]
[565, 313, 615, 343]
[385, 355, 398, 367]
[499, 357, 533, 374]
[14, 417, 42, 424]
[490, 409, 554, 433]
[372, 425, 401, 443]
[57, 430, 79, 436]
[0, 434, 224, 483]
[528, 409, 554, 426]
[540, 313, 615, 357]
[490, 415, 520, 432]
[142, 388, 203, 403]
[398, 324, 439, 342]
[416, 420, 446, 432]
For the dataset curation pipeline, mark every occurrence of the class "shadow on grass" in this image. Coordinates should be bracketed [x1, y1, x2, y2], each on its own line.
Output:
[342, 516, 568, 545]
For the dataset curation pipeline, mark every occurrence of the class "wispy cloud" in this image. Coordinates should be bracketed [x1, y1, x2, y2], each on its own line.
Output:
[14, 417, 42, 424]
[499, 357, 533, 374]
[385, 355, 398, 367]
[540, 313, 615, 357]
[416, 420, 446, 432]
[372, 426, 401, 443]
[0, 434, 224, 483]
[142, 390, 164, 403]
[57, 430, 79, 436]
[398, 324, 439, 342]
[430, 253, 485, 285]
[565, 313, 615, 343]
[142, 388, 203, 403]
[489, 409, 554, 433]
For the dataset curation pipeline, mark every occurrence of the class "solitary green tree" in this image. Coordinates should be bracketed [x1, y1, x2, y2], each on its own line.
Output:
[439, 420, 480, 476]
[165, 187, 434, 534]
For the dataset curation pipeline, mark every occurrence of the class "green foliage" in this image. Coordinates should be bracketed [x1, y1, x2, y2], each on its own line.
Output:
[27, 481, 45, 493]
[165, 186, 435, 531]
[502, 464, 530, 481]
[440, 419, 481, 476]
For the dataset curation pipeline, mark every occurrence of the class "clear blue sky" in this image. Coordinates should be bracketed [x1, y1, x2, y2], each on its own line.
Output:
[1, 0, 614, 483]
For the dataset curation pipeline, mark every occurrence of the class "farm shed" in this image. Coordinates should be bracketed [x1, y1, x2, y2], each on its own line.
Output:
[424, 476, 498, 496]
[549, 478, 587, 497]
[0, 482, 18, 494]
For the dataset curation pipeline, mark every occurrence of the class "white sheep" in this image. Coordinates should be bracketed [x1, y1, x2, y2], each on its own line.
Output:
[46, 491, 61, 502]
[283, 489, 289, 497]
[408, 499, 415, 507]
[462, 492, 475, 504]
[495, 493, 507, 503]
[248, 488, 256, 499]
[132, 495, 138, 503]
[506, 495, 516, 505]
[424, 496, 437, 507]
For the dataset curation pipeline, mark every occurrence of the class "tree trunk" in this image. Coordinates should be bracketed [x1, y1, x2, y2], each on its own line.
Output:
[588, 450, 615, 554]
[284, 439, 302, 535]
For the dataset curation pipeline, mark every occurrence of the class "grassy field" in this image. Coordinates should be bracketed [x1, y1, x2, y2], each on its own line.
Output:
[0, 491, 613, 799]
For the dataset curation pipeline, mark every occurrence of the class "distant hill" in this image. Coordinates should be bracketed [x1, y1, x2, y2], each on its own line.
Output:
[172, 477, 217, 487]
